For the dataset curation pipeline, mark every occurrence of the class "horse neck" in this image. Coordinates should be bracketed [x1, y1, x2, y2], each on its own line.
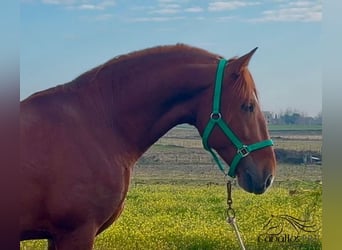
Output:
[78, 59, 216, 158]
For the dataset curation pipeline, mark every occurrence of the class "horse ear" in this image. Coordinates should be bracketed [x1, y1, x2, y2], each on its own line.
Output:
[231, 47, 258, 73]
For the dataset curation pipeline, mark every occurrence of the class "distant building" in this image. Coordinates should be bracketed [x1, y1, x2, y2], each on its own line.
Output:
[262, 111, 322, 125]
[263, 111, 277, 124]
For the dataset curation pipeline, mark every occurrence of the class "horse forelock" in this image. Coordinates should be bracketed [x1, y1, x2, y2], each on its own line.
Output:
[228, 58, 258, 102]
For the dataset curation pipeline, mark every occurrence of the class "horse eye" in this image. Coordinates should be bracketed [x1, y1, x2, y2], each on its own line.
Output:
[248, 103, 254, 112]
[231, 72, 240, 80]
[241, 103, 254, 113]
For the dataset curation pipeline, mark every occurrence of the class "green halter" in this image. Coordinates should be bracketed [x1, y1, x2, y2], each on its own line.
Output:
[202, 59, 274, 178]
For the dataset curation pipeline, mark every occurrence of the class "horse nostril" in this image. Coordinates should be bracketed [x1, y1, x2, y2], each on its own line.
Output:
[265, 174, 273, 189]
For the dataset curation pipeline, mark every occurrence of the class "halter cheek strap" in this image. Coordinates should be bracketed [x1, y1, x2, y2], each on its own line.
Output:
[201, 59, 274, 178]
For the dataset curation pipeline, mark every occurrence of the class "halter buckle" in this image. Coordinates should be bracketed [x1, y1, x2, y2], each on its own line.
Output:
[237, 145, 249, 157]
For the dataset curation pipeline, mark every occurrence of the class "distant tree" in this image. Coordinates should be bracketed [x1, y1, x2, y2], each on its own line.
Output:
[314, 111, 322, 125]
[274, 109, 322, 125]
[283, 110, 301, 125]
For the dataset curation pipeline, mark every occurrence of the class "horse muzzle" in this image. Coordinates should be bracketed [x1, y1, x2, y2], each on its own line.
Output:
[236, 157, 275, 194]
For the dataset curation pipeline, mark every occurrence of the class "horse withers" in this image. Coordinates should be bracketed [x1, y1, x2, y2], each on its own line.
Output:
[20, 44, 276, 249]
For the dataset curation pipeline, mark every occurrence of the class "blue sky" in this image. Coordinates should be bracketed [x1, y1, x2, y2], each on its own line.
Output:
[20, 0, 322, 116]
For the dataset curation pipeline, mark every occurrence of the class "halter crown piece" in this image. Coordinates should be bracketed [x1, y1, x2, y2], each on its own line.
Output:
[201, 59, 274, 178]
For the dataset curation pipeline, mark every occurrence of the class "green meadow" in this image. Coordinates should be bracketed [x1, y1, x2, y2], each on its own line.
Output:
[21, 125, 322, 249]
[20, 181, 322, 250]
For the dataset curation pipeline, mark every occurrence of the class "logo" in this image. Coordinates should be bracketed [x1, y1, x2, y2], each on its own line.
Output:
[258, 214, 319, 243]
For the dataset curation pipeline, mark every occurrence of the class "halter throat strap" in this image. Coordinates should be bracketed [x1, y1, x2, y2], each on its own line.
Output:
[201, 59, 273, 178]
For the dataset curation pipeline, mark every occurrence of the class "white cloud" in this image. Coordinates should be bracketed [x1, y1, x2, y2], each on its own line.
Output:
[41, 0, 76, 5]
[36, 0, 321, 23]
[184, 7, 204, 13]
[160, 3, 180, 8]
[78, 1, 115, 10]
[149, 2, 181, 14]
[41, 0, 116, 10]
[149, 8, 181, 15]
[128, 16, 185, 23]
[157, 0, 175, 3]
[287, 1, 316, 7]
[250, 0, 322, 22]
[208, 1, 259, 11]
[78, 4, 101, 10]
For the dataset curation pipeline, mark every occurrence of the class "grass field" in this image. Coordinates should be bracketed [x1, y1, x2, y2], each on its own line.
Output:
[268, 124, 322, 132]
[20, 182, 322, 250]
[20, 125, 322, 250]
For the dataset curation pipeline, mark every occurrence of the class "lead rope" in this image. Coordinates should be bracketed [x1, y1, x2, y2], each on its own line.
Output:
[226, 180, 246, 250]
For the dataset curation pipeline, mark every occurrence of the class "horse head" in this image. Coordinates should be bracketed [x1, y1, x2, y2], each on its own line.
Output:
[197, 48, 276, 194]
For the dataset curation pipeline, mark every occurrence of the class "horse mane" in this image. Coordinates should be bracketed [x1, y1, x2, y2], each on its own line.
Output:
[25, 44, 257, 101]
[25, 44, 220, 99]
[63, 43, 221, 89]
[87, 44, 257, 102]
[103, 43, 221, 66]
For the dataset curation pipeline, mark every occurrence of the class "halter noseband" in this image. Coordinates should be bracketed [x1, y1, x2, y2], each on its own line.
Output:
[202, 59, 274, 178]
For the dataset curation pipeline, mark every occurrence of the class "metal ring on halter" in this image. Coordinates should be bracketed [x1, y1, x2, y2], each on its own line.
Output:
[237, 145, 250, 157]
[210, 112, 222, 120]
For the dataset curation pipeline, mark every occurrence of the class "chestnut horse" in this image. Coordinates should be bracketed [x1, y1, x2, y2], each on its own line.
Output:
[20, 44, 276, 249]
